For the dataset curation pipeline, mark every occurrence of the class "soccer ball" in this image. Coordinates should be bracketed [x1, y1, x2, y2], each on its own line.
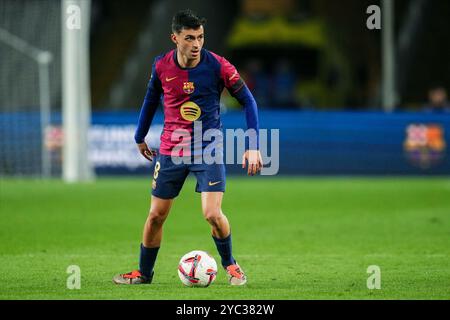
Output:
[178, 250, 218, 287]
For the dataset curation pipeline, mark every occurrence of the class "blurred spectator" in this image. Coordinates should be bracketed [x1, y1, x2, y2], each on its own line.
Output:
[423, 86, 450, 113]
[272, 59, 299, 109]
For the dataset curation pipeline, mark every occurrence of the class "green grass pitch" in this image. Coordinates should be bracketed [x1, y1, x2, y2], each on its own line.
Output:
[0, 177, 449, 299]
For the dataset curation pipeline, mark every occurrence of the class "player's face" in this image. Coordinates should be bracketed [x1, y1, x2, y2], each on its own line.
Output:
[172, 26, 204, 61]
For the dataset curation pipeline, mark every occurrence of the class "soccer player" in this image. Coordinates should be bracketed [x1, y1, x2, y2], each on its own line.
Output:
[113, 9, 262, 286]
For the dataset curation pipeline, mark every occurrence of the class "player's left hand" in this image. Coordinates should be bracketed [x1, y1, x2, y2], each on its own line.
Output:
[242, 150, 263, 176]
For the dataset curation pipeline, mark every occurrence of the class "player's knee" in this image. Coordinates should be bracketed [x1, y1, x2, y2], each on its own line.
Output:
[203, 208, 222, 226]
[148, 209, 168, 226]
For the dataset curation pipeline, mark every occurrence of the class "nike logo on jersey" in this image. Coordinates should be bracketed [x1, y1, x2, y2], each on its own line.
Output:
[166, 76, 178, 82]
[208, 181, 221, 186]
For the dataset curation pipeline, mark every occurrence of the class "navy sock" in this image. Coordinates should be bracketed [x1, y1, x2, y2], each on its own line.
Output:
[212, 234, 236, 267]
[139, 243, 159, 278]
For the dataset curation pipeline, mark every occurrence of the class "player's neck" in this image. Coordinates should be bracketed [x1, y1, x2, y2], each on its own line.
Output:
[176, 50, 201, 69]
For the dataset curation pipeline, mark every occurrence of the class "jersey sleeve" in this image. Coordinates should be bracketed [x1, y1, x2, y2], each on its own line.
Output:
[220, 57, 245, 95]
[220, 57, 260, 150]
[134, 59, 163, 144]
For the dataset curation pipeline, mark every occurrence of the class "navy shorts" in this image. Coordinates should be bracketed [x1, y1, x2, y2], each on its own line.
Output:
[151, 155, 226, 199]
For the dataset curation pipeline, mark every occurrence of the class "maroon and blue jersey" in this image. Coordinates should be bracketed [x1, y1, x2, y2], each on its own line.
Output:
[135, 48, 259, 156]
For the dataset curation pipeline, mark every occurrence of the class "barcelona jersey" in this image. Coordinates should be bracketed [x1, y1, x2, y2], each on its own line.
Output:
[135, 48, 259, 156]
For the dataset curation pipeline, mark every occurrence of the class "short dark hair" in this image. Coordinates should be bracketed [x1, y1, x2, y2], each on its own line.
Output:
[171, 9, 206, 34]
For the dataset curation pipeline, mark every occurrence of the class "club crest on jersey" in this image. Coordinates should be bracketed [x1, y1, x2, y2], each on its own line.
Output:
[183, 82, 195, 94]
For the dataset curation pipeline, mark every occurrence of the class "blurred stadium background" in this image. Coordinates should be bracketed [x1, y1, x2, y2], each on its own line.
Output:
[1, 0, 449, 178]
[0, 0, 449, 299]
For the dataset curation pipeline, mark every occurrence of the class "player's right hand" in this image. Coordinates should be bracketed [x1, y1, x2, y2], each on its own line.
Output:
[137, 142, 157, 162]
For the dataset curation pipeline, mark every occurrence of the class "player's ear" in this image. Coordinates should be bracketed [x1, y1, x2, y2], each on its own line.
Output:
[170, 33, 178, 45]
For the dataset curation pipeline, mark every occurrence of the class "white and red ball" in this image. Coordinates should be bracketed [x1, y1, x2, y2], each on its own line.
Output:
[178, 250, 218, 287]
